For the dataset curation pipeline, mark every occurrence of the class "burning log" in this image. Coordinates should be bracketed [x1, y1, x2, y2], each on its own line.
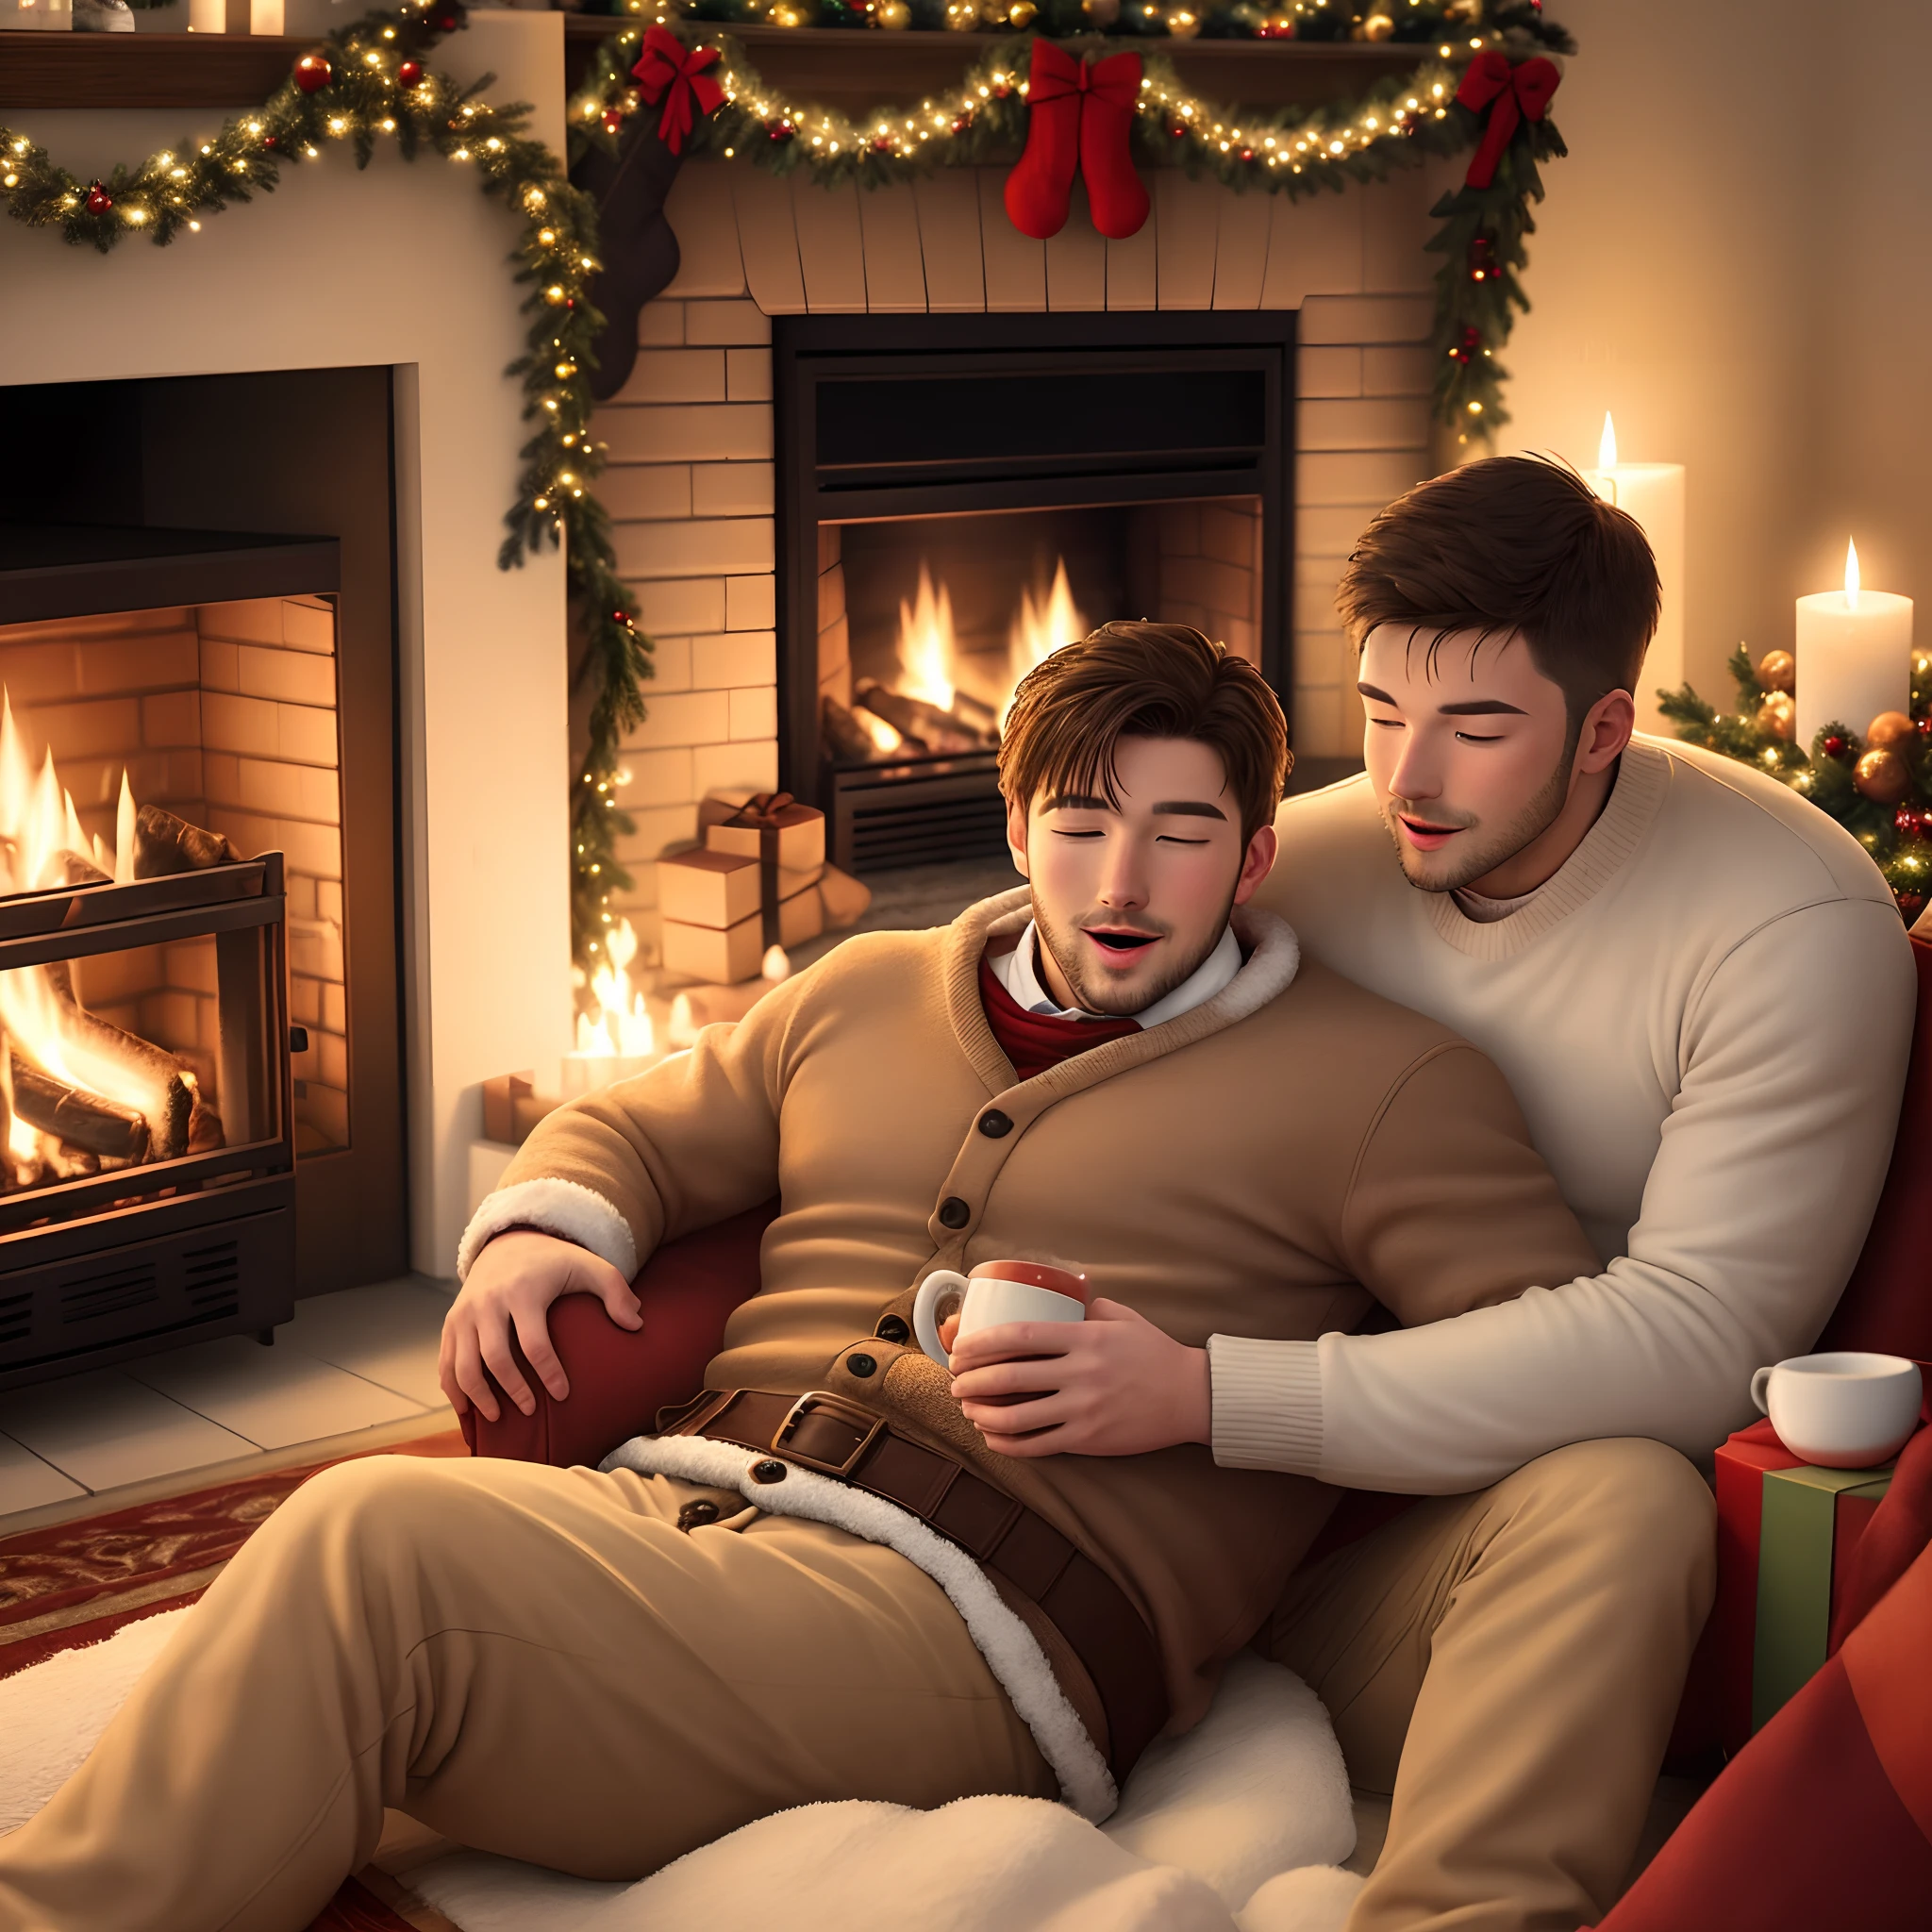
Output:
[49, 852, 110, 890]
[134, 806, 240, 877]
[950, 690, 1001, 740]
[855, 681, 990, 755]
[8, 1062, 151, 1162]
[35, 961, 194, 1159]
[822, 694, 894, 764]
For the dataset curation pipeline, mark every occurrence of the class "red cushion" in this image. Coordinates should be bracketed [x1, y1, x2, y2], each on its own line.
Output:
[1820, 934, 1932, 1357]
[461, 1202, 774, 1468]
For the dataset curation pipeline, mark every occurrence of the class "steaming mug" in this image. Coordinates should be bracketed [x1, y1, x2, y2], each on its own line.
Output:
[911, 1259, 1090, 1369]
[1749, 1351, 1924, 1469]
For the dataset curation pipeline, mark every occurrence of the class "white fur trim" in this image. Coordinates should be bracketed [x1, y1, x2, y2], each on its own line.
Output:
[602, 1431, 1119, 1823]
[457, 1177, 640, 1282]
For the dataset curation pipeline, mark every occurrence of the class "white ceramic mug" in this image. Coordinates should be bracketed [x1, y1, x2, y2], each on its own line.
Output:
[911, 1259, 1089, 1369]
[1749, 1351, 1923, 1469]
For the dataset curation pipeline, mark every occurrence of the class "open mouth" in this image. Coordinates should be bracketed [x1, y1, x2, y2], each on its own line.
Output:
[1084, 929, 1161, 955]
[1396, 813, 1464, 852]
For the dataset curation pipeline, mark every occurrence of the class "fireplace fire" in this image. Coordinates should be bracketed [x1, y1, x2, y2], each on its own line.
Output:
[777, 314, 1294, 871]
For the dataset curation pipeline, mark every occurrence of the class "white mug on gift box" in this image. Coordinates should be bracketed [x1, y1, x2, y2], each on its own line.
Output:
[1749, 1351, 1924, 1469]
[912, 1259, 1090, 1370]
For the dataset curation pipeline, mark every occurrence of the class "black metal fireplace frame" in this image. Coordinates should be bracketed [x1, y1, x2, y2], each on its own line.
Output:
[774, 310, 1296, 869]
[0, 855, 297, 1394]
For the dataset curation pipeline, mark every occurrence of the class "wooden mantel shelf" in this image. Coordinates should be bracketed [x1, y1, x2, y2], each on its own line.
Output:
[0, 24, 1430, 114]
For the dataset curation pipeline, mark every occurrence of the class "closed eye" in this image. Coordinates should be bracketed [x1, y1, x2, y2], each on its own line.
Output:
[1453, 731, 1505, 744]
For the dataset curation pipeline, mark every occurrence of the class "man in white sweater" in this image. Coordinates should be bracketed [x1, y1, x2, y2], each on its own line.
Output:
[949, 457, 1915, 1931]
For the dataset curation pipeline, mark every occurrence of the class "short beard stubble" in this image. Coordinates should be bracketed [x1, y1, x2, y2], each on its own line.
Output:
[1032, 885, 1240, 1017]
[1385, 731, 1578, 895]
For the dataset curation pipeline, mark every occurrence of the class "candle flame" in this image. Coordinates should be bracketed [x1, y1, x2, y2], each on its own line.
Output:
[1598, 411, 1618, 472]
[575, 916, 653, 1058]
[1845, 538, 1861, 613]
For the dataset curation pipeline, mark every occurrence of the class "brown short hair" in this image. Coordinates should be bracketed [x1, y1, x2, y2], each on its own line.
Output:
[1336, 455, 1661, 726]
[998, 623, 1290, 845]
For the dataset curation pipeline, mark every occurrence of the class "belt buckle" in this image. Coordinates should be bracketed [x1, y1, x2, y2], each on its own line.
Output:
[773, 1391, 884, 1478]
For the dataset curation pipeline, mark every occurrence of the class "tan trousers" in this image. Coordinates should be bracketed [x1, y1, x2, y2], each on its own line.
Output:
[0, 1453, 1056, 1932]
[1263, 1437, 1717, 1932]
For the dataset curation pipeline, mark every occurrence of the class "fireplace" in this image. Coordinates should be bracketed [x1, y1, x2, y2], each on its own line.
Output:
[0, 366, 409, 1390]
[776, 314, 1294, 871]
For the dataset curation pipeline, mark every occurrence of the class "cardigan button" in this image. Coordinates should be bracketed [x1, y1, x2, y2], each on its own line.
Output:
[751, 1458, 788, 1485]
[846, 1352, 878, 1378]
[939, 1196, 971, 1229]
[675, 1499, 721, 1532]
[978, 1109, 1013, 1139]
[874, 1315, 910, 1343]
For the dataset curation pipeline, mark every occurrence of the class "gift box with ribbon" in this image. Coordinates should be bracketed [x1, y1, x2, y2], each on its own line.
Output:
[1712, 1403, 1928, 1754]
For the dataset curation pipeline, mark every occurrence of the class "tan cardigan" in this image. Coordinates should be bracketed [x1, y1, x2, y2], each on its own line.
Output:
[474, 889, 1599, 1731]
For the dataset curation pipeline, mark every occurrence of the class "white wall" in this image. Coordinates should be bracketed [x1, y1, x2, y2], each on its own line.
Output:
[0, 12, 573, 1279]
[1498, 0, 1904, 703]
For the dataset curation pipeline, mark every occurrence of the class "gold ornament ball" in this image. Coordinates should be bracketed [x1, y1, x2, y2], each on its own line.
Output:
[1855, 746, 1913, 806]
[1358, 11, 1395, 38]
[945, 0, 977, 27]
[1866, 709, 1916, 750]
[1756, 691, 1796, 741]
[1915, 650, 1932, 684]
[1007, 0, 1036, 22]
[877, 0, 910, 22]
[1755, 649, 1796, 695]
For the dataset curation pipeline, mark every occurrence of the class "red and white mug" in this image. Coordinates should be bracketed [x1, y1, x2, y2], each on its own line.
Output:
[911, 1258, 1090, 1368]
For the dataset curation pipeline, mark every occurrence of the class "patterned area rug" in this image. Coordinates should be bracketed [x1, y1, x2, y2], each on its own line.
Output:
[0, 1429, 469, 1932]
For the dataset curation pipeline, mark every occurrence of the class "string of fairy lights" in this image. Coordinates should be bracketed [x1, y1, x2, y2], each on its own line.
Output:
[0, 0, 1563, 965]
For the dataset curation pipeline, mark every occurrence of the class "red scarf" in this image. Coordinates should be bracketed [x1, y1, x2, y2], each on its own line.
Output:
[977, 951, 1141, 1082]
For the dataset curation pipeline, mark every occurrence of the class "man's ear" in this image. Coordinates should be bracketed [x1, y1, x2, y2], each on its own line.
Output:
[1005, 794, 1032, 880]
[1232, 824, 1278, 907]
[1577, 690, 1638, 775]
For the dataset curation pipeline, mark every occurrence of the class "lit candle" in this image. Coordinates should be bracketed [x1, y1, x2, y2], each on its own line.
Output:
[1586, 413, 1686, 732]
[1796, 541, 1913, 754]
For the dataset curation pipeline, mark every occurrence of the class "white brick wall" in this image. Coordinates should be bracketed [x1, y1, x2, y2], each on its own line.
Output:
[596, 160, 1446, 957]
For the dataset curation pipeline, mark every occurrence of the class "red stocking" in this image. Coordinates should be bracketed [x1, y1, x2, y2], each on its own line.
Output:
[1004, 41, 1086, 241]
[1077, 50, 1148, 241]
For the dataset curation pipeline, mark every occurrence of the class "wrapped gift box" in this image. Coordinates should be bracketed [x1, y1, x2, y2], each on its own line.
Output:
[658, 848, 761, 932]
[701, 789, 826, 876]
[1713, 1415, 1923, 1753]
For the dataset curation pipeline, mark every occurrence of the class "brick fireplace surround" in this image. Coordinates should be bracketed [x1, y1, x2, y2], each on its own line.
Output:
[597, 159, 1445, 970]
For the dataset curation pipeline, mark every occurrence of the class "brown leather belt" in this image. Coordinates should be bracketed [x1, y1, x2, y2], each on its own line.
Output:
[661, 1387, 1169, 1780]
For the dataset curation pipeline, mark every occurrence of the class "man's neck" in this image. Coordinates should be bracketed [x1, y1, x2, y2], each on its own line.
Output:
[1463, 757, 1621, 901]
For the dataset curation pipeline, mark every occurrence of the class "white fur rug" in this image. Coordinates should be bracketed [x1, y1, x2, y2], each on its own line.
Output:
[0, 1610, 1365, 1932]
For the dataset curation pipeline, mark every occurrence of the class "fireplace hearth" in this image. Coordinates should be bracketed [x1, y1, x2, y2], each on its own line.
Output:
[777, 313, 1295, 872]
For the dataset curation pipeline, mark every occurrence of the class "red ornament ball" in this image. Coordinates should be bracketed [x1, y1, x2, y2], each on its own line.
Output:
[293, 53, 332, 94]
[602, 109, 623, 133]
[1822, 733, 1851, 761]
[1895, 806, 1925, 841]
[84, 183, 111, 215]
[398, 58, 423, 85]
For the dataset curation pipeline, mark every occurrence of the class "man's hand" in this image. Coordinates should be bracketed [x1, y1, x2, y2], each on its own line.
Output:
[945, 1298, 1211, 1458]
[439, 1229, 641, 1423]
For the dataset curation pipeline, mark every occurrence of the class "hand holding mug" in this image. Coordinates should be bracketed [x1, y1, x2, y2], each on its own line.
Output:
[912, 1259, 1090, 1372]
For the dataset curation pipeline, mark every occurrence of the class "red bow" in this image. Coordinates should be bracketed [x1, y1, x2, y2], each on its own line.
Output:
[722, 791, 796, 829]
[1004, 41, 1149, 242]
[631, 25, 724, 158]
[1454, 51, 1561, 190]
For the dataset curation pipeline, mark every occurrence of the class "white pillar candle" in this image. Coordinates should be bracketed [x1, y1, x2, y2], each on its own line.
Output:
[1585, 414, 1686, 732]
[1796, 541, 1913, 754]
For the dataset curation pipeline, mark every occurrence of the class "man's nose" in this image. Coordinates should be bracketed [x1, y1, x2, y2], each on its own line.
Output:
[1094, 837, 1150, 908]
[1387, 731, 1443, 804]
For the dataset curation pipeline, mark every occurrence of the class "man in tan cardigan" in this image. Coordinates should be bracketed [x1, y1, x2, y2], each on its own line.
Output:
[0, 625, 1708, 1932]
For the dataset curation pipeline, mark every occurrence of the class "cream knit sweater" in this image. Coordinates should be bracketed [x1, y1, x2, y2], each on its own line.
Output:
[1221, 736, 1917, 1492]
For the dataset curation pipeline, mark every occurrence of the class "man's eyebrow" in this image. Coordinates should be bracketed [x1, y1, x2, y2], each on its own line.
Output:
[1152, 801, 1227, 820]
[1355, 681, 1528, 720]
[1041, 793, 1113, 812]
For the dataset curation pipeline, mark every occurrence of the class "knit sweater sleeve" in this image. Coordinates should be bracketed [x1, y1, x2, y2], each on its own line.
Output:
[1210, 896, 1916, 1492]
[456, 966, 810, 1280]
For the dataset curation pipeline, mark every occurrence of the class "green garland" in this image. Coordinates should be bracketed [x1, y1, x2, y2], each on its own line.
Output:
[1, 0, 1568, 967]
[1661, 651, 1932, 923]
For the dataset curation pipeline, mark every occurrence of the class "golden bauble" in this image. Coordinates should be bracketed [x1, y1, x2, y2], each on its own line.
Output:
[876, 0, 911, 23]
[944, 1, 978, 27]
[1756, 691, 1796, 741]
[1855, 746, 1913, 805]
[1006, 0, 1036, 20]
[1755, 649, 1796, 695]
[1357, 11, 1395, 39]
[1914, 650, 1932, 684]
[1867, 709, 1916, 750]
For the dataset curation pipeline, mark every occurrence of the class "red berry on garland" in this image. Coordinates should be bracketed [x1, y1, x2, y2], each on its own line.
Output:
[1468, 234, 1497, 281]
[293, 53, 332, 94]
[1895, 806, 1924, 840]
[1822, 733, 1851, 761]
[398, 59, 423, 85]
[769, 123, 793, 143]
[1920, 715, 1932, 738]
[425, 1, 465, 32]
[84, 183, 111, 215]
[1239, 148, 1254, 162]
[602, 109, 623, 133]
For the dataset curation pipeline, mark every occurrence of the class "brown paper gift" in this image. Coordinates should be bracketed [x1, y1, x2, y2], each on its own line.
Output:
[702, 790, 827, 880]
[658, 847, 761, 931]
[661, 912, 765, 987]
